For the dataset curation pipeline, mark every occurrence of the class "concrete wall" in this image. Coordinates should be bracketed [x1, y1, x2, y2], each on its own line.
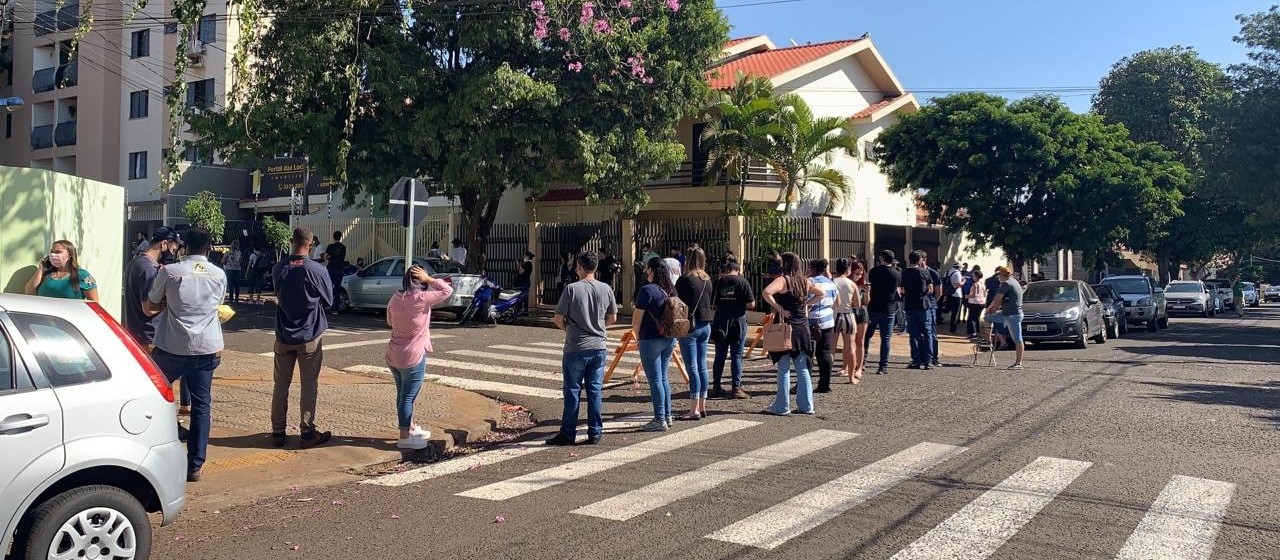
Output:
[1, 166, 125, 318]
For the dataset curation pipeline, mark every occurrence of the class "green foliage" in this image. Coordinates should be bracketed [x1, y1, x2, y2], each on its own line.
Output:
[181, 191, 226, 243]
[760, 95, 859, 213]
[700, 74, 779, 213]
[193, 0, 728, 272]
[260, 216, 292, 255]
[746, 209, 797, 276]
[876, 93, 1186, 268]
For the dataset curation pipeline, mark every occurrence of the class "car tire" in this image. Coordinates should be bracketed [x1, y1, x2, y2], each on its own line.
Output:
[336, 289, 353, 313]
[1120, 320, 1129, 335]
[1147, 320, 1158, 332]
[17, 485, 152, 560]
[1202, 308, 1212, 318]
[1075, 322, 1089, 349]
[1108, 321, 1120, 340]
[1159, 315, 1169, 329]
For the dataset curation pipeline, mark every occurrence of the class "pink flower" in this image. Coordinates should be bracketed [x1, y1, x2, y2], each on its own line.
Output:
[630, 16, 641, 24]
[529, 0, 545, 12]
[580, 1, 595, 23]
[567, 61, 584, 73]
[665, 0, 681, 11]
[594, 19, 611, 33]
[558, 27, 571, 41]
[618, 0, 632, 7]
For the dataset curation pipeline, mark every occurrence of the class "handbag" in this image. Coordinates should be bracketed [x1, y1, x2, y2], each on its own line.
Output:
[762, 322, 793, 353]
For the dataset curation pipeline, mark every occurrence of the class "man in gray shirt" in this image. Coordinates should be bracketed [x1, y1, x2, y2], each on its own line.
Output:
[986, 265, 1025, 370]
[144, 228, 226, 482]
[550, 251, 618, 445]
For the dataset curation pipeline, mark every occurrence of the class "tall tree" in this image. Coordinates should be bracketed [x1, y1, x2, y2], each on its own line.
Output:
[760, 95, 859, 213]
[876, 93, 1185, 270]
[194, 0, 728, 272]
[700, 73, 777, 213]
[1092, 47, 1233, 281]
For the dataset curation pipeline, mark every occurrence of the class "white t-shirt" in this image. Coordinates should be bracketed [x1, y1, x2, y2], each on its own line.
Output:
[833, 277, 859, 313]
[311, 244, 325, 260]
[948, 268, 964, 297]
[449, 246, 467, 266]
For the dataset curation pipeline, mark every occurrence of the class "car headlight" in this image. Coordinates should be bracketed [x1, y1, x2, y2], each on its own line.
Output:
[1137, 297, 1153, 306]
[1056, 307, 1081, 319]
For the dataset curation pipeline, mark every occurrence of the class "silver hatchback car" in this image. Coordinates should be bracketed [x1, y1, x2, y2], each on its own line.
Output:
[1, 295, 186, 560]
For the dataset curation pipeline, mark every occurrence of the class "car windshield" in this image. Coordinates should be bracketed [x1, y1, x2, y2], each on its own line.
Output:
[421, 259, 463, 274]
[1024, 283, 1080, 303]
[1166, 283, 1203, 293]
[1102, 278, 1150, 295]
[1092, 285, 1117, 301]
[1242, 282, 1256, 290]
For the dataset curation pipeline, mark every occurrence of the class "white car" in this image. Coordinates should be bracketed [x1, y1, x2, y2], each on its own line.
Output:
[2, 295, 186, 560]
[1163, 281, 1217, 318]
[338, 256, 483, 314]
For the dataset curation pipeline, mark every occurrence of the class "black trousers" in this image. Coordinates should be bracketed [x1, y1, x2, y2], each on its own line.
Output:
[812, 326, 835, 390]
[946, 296, 962, 332]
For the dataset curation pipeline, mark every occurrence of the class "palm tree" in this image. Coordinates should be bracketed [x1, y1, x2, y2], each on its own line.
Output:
[760, 94, 859, 214]
[699, 73, 777, 214]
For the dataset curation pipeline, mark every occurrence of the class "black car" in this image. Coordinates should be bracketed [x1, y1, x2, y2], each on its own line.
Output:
[1091, 283, 1128, 339]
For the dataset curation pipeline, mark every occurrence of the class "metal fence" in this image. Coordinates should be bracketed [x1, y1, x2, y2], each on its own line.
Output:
[742, 216, 821, 300]
[538, 219, 623, 305]
[291, 215, 449, 266]
[830, 219, 870, 263]
[478, 222, 529, 288]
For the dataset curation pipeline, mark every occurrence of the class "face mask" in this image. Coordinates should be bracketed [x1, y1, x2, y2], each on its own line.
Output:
[47, 253, 67, 268]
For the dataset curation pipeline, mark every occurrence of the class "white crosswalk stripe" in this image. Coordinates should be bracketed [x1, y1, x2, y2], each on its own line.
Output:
[1114, 475, 1235, 560]
[493, 344, 642, 364]
[254, 335, 452, 357]
[888, 456, 1092, 560]
[707, 441, 968, 550]
[573, 429, 858, 521]
[448, 349, 572, 369]
[344, 365, 565, 399]
[456, 419, 760, 501]
[362, 414, 653, 487]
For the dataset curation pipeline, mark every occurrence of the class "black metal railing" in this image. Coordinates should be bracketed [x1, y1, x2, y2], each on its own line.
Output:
[830, 219, 870, 262]
[644, 160, 784, 189]
[31, 125, 54, 149]
[32, 67, 56, 92]
[55, 61, 77, 88]
[54, 120, 76, 146]
[538, 220, 623, 305]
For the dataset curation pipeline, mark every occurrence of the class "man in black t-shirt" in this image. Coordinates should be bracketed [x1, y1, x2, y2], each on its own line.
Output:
[864, 250, 902, 375]
[901, 251, 939, 369]
[711, 261, 755, 399]
[323, 231, 347, 311]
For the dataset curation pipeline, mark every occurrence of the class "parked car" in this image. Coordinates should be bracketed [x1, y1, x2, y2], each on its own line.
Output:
[1240, 281, 1261, 308]
[338, 256, 483, 314]
[1090, 283, 1128, 339]
[1100, 275, 1168, 332]
[2, 295, 186, 560]
[1206, 279, 1234, 309]
[1164, 280, 1218, 318]
[1265, 284, 1280, 303]
[1019, 280, 1108, 348]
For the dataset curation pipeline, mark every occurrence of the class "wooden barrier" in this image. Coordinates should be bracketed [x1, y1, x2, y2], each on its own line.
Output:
[745, 313, 775, 358]
[604, 330, 690, 384]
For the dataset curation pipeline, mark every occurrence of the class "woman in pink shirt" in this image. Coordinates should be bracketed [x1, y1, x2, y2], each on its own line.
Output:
[386, 264, 454, 450]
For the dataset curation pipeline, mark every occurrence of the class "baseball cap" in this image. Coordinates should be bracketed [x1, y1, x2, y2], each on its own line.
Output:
[994, 266, 1013, 276]
[150, 226, 183, 246]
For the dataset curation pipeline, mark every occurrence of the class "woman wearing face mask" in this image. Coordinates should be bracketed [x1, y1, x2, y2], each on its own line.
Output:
[26, 240, 99, 301]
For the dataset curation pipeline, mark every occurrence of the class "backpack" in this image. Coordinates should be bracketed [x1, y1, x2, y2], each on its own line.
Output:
[660, 293, 692, 338]
[253, 251, 274, 272]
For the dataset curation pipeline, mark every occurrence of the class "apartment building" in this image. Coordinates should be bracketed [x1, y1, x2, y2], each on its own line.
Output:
[0, 0, 247, 233]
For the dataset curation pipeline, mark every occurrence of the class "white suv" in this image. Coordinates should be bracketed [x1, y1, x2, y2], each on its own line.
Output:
[2, 295, 186, 560]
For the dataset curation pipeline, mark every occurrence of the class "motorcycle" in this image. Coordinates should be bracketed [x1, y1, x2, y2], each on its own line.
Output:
[459, 277, 529, 325]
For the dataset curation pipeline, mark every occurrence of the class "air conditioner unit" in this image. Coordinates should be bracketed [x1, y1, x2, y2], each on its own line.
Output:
[186, 40, 206, 66]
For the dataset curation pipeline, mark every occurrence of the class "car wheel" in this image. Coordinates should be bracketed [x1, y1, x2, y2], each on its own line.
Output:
[1147, 319, 1158, 332]
[1202, 308, 1212, 318]
[1159, 315, 1169, 329]
[1108, 321, 1120, 340]
[1075, 322, 1089, 349]
[1120, 319, 1129, 335]
[1093, 322, 1107, 344]
[17, 485, 152, 560]
[336, 289, 353, 313]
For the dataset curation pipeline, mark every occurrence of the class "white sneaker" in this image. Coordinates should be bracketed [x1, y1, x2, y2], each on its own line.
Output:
[410, 425, 431, 438]
[396, 434, 431, 450]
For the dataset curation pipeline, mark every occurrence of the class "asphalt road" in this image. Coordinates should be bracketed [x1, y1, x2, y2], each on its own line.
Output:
[157, 304, 1280, 560]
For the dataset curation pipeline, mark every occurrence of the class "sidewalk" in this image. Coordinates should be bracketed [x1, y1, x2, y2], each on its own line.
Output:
[185, 350, 502, 513]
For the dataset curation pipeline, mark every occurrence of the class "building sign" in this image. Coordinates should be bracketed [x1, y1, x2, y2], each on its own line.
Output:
[257, 157, 340, 195]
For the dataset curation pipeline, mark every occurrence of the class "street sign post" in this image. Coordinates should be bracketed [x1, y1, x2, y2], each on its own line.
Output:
[388, 177, 431, 262]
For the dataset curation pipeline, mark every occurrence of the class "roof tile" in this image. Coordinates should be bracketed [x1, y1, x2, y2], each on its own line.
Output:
[706, 39, 861, 90]
[851, 95, 901, 120]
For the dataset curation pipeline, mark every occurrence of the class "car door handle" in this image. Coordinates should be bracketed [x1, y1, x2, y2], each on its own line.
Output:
[0, 414, 51, 435]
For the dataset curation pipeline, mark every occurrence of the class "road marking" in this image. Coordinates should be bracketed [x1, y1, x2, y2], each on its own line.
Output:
[456, 419, 760, 501]
[256, 336, 438, 356]
[343, 365, 564, 399]
[1114, 475, 1235, 560]
[363, 415, 652, 487]
[707, 442, 968, 550]
[888, 456, 1092, 560]
[493, 344, 643, 364]
[573, 429, 858, 521]
[531, 342, 777, 370]
[448, 349, 572, 369]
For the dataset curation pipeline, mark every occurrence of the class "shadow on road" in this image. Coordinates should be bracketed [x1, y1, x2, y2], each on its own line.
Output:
[1140, 380, 1280, 426]
[1118, 343, 1280, 363]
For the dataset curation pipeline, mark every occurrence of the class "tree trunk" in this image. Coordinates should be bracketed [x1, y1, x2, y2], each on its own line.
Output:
[1155, 247, 1174, 283]
[460, 193, 501, 275]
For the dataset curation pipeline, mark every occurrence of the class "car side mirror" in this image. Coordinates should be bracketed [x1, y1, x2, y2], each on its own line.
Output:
[1088, 298, 1100, 305]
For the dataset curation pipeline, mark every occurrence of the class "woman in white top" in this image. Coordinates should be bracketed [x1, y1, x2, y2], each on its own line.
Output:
[832, 258, 865, 383]
[966, 267, 988, 338]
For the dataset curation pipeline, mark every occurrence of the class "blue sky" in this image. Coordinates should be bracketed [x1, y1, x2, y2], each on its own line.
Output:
[716, 0, 1273, 112]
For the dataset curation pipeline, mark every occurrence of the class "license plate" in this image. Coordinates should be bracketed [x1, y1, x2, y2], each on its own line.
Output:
[1027, 324, 1048, 332]
[1171, 305, 1185, 309]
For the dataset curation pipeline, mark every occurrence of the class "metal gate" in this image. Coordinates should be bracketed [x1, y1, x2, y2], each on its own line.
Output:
[538, 219, 623, 305]
[830, 219, 870, 263]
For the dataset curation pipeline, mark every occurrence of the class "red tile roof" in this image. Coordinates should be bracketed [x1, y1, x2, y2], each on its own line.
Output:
[707, 39, 862, 90]
[851, 95, 901, 120]
[724, 36, 762, 48]
[528, 188, 587, 203]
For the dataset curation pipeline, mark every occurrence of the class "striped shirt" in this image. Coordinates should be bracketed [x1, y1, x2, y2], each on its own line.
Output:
[808, 275, 837, 330]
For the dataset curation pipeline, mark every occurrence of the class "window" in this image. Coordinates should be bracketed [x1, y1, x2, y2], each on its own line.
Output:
[10, 313, 110, 387]
[129, 90, 148, 119]
[184, 145, 212, 165]
[364, 259, 394, 277]
[186, 78, 214, 110]
[197, 14, 216, 44]
[423, 259, 462, 275]
[128, 151, 147, 180]
[862, 140, 877, 162]
[163, 22, 178, 34]
[0, 325, 13, 391]
[130, 29, 150, 58]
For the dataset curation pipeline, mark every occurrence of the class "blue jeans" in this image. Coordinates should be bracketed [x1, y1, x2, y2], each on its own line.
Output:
[226, 269, 242, 301]
[560, 349, 607, 438]
[864, 311, 896, 370]
[388, 356, 427, 429]
[930, 308, 940, 361]
[769, 352, 814, 414]
[638, 337, 675, 422]
[678, 322, 712, 399]
[152, 349, 219, 472]
[906, 310, 935, 365]
[712, 321, 747, 391]
[1004, 312, 1025, 343]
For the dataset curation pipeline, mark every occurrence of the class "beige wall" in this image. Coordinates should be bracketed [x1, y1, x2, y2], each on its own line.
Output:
[0, 166, 126, 318]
